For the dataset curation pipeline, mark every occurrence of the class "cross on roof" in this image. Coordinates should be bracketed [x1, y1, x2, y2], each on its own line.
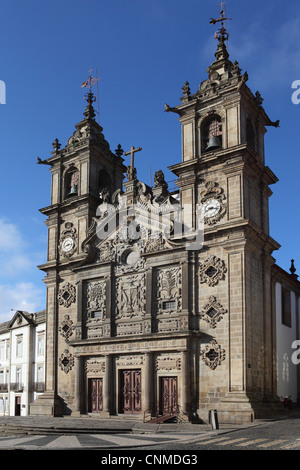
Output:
[124, 146, 142, 170]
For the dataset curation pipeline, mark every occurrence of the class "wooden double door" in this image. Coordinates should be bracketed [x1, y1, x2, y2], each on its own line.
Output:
[159, 376, 178, 416]
[88, 378, 103, 413]
[120, 369, 141, 414]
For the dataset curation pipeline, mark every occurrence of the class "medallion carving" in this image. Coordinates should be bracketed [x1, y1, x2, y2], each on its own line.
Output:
[58, 314, 75, 340]
[198, 255, 227, 286]
[58, 282, 76, 308]
[59, 349, 75, 374]
[200, 296, 227, 328]
[200, 340, 226, 370]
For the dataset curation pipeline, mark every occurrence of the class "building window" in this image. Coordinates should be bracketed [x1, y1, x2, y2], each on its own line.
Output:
[16, 368, 21, 386]
[16, 336, 23, 358]
[6, 341, 10, 361]
[37, 334, 45, 356]
[162, 301, 176, 310]
[0, 343, 4, 362]
[282, 287, 291, 327]
[65, 168, 79, 198]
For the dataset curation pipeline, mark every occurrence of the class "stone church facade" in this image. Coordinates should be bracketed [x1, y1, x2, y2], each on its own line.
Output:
[29, 29, 300, 424]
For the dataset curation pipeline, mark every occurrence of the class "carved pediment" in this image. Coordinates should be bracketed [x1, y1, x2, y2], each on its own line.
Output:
[9, 311, 35, 329]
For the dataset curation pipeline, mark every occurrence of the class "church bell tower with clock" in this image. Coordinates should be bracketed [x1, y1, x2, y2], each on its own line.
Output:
[165, 8, 281, 422]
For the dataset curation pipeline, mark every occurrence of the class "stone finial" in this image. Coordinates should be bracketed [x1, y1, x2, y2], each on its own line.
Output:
[290, 259, 299, 279]
[83, 91, 96, 120]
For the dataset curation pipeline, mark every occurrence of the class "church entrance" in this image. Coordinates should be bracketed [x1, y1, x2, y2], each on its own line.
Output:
[159, 377, 178, 416]
[88, 378, 103, 413]
[120, 369, 141, 414]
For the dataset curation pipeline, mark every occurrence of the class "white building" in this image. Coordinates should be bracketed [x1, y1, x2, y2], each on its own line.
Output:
[0, 310, 46, 416]
[273, 263, 300, 404]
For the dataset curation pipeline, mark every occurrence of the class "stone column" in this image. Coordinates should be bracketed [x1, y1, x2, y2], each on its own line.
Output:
[143, 353, 153, 415]
[103, 355, 112, 415]
[74, 356, 83, 415]
[181, 350, 189, 414]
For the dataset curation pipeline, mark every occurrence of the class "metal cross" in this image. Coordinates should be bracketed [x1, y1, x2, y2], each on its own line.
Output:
[124, 146, 142, 170]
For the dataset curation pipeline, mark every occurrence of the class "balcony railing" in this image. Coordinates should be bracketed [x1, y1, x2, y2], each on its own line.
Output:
[32, 382, 45, 392]
[0, 383, 8, 392]
[10, 383, 24, 392]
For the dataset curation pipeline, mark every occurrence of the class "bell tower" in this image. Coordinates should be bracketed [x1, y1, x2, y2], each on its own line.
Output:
[166, 8, 281, 422]
[30, 74, 125, 416]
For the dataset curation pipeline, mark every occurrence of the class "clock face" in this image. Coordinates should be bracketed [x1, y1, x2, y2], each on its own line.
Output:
[62, 237, 74, 252]
[203, 199, 221, 218]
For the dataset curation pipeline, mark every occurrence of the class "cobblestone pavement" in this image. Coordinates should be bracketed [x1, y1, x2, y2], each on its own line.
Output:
[0, 432, 197, 450]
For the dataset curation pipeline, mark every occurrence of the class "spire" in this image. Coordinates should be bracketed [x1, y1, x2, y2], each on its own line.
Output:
[208, 3, 232, 75]
[81, 69, 100, 121]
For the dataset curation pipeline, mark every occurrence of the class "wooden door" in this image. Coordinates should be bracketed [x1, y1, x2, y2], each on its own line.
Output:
[89, 378, 103, 413]
[121, 370, 141, 414]
[15, 396, 21, 416]
[159, 377, 178, 416]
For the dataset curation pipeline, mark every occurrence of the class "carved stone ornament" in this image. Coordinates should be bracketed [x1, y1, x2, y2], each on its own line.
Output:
[200, 296, 227, 328]
[155, 266, 182, 314]
[59, 350, 75, 374]
[115, 273, 146, 319]
[200, 181, 227, 226]
[59, 222, 77, 258]
[115, 243, 145, 274]
[58, 314, 75, 340]
[198, 255, 227, 287]
[200, 340, 226, 370]
[85, 280, 106, 318]
[156, 355, 182, 371]
[85, 359, 105, 375]
[58, 282, 76, 308]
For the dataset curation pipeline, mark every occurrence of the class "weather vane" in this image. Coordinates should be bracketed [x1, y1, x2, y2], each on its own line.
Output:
[210, 2, 232, 41]
[81, 69, 100, 93]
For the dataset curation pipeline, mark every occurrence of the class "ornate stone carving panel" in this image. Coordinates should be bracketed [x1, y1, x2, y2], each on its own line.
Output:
[155, 354, 182, 371]
[85, 358, 105, 376]
[83, 279, 108, 339]
[85, 280, 106, 319]
[155, 266, 182, 314]
[115, 273, 146, 319]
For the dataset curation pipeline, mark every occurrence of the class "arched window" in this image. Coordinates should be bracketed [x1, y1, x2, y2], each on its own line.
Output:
[202, 115, 223, 153]
[65, 168, 79, 198]
[246, 118, 256, 151]
[98, 169, 111, 201]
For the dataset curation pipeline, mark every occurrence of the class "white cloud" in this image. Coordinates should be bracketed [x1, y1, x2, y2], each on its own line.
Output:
[0, 218, 42, 280]
[0, 282, 45, 323]
[228, 14, 300, 90]
[0, 218, 45, 322]
[0, 219, 24, 251]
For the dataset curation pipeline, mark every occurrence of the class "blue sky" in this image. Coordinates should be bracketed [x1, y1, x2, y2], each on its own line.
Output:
[0, 0, 300, 321]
